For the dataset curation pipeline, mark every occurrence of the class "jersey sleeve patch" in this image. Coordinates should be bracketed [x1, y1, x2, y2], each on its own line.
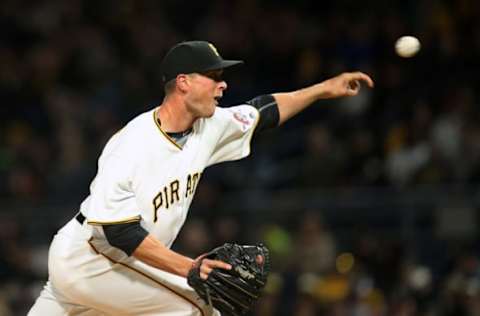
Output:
[230, 107, 258, 132]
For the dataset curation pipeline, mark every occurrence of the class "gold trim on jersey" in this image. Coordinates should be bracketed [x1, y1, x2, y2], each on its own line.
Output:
[87, 215, 142, 226]
[87, 238, 206, 316]
[152, 109, 183, 150]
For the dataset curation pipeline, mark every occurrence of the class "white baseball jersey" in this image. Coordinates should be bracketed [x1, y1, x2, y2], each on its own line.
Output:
[29, 104, 259, 316]
[81, 104, 259, 249]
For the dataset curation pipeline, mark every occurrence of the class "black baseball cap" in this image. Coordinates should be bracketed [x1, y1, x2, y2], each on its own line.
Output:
[160, 41, 244, 82]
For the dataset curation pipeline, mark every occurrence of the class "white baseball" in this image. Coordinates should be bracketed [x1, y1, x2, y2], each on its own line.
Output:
[395, 36, 421, 58]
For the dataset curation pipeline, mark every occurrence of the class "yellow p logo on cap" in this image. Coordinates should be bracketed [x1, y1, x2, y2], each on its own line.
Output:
[208, 43, 220, 56]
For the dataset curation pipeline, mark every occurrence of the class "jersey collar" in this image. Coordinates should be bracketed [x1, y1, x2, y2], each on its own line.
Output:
[152, 108, 191, 150]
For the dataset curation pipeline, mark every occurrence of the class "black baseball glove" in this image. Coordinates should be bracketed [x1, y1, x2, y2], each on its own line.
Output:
[187, 243, 270, 316]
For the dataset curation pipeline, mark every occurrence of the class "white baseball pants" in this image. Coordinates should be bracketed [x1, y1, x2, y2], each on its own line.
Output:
[28, 218, 218, 316]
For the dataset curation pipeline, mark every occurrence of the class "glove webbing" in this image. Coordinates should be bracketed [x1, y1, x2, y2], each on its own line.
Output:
[213, 270, 259, 299]
[204, 280, 247, 316]
[203, 284, 239, 313]
[207, 273, 251, 310]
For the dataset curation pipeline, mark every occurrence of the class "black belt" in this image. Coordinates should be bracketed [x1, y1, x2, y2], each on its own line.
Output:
[76, 212, 86, 225]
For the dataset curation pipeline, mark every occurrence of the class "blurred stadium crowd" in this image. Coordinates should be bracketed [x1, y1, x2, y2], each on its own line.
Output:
[2, 0, 480, 315]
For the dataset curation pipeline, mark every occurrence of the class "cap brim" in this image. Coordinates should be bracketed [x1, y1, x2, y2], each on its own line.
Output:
[205, 60, 244, 71]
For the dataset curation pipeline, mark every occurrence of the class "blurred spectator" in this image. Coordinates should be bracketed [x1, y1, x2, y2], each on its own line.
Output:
[293, 211, 337, 275]
[173, 218, 211, 258]
[212, 215, 241, 245]
[261, 224, 293, 273]
[298, 124, 345, 187]
[0, 217, 31, 282]
[439, 254, 480, 316]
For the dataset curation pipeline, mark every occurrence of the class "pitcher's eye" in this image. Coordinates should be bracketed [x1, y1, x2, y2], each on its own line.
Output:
[200, 70, 223, 82]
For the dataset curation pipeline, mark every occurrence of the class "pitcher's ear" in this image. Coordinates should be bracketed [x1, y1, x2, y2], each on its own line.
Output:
[176, 74, 190, 92]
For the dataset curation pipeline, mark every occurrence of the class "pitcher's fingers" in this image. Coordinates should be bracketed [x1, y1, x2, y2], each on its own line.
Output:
[202, 259, 232, 270]
[200, 271, 209, 280]
[199, 264, 213, 280]
[211, 259, 232, 270]
[348, 80, 360, 91]
[354, 72, 374, 87]
[200, 265, 212, 274]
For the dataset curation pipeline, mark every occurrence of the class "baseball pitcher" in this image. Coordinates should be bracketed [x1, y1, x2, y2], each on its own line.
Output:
[28, 41, 373, 316]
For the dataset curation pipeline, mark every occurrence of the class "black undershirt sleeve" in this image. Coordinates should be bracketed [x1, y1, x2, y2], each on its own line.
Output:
[103, 222, 149, 256]
[246, 94, 279, 133]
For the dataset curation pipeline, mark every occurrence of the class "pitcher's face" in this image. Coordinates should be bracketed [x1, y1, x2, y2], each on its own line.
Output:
[184, 70, 227, 118]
